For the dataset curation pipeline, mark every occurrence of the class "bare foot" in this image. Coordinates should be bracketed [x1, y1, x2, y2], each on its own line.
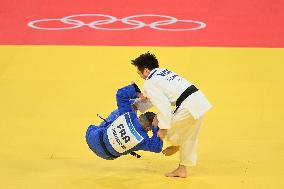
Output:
[162, 146, 179, 156]
[165, 165, 187, 178]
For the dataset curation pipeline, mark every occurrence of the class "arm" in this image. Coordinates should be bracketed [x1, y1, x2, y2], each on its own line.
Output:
[132, 98, 153, 113]
[143, 81, 172, 129]
[142, 128, 163, 153]
[116, 83, 141, 114]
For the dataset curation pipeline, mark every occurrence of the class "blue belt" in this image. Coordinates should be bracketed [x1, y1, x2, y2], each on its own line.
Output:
[99, 132, 119, 159]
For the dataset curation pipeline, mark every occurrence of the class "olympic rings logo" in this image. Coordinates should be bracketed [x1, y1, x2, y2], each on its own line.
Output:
[27, 14, 206, 31]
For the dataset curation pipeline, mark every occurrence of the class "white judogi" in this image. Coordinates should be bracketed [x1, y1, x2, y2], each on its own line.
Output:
[142, 68, 212, 166]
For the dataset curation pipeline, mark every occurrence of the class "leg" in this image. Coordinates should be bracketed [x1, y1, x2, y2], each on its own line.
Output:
[165, 108, 203, 178]
[165, 122, 200, 178]
[179, 119, 202, 167]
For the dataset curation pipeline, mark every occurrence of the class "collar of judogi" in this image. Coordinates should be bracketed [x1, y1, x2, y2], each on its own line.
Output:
[146, 68, 158, 80]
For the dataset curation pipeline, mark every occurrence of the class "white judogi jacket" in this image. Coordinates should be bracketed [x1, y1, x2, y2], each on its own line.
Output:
[142, 68, 212, 129]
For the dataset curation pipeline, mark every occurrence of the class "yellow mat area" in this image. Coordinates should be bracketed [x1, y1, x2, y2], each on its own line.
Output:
[0, 46, 284, 189]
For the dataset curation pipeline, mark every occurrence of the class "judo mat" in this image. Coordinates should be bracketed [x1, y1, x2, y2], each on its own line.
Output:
[1, 1, 284, 189]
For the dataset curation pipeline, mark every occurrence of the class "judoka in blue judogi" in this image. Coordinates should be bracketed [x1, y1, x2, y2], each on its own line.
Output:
[85, 83, 163, 160]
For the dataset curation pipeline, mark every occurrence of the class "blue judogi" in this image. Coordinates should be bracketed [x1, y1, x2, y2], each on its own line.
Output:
[85, 84, 163, 160]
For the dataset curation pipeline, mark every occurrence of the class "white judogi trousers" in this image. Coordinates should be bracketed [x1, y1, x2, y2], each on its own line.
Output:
[166, 98, 204, 166]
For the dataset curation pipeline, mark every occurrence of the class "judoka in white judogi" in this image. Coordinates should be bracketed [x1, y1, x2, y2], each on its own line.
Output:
[143, 68, 211, 165]
[131, 52, 212, 177]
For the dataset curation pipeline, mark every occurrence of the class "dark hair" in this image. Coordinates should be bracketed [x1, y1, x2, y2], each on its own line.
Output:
[131, 52, 159, 72]
[141, 111, 156, 124]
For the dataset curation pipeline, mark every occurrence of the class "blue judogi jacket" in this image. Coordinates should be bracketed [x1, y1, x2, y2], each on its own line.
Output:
[86, 84, 163, 160]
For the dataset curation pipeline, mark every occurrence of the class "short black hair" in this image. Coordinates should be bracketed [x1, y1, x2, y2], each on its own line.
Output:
[131, 52, 159, 72]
